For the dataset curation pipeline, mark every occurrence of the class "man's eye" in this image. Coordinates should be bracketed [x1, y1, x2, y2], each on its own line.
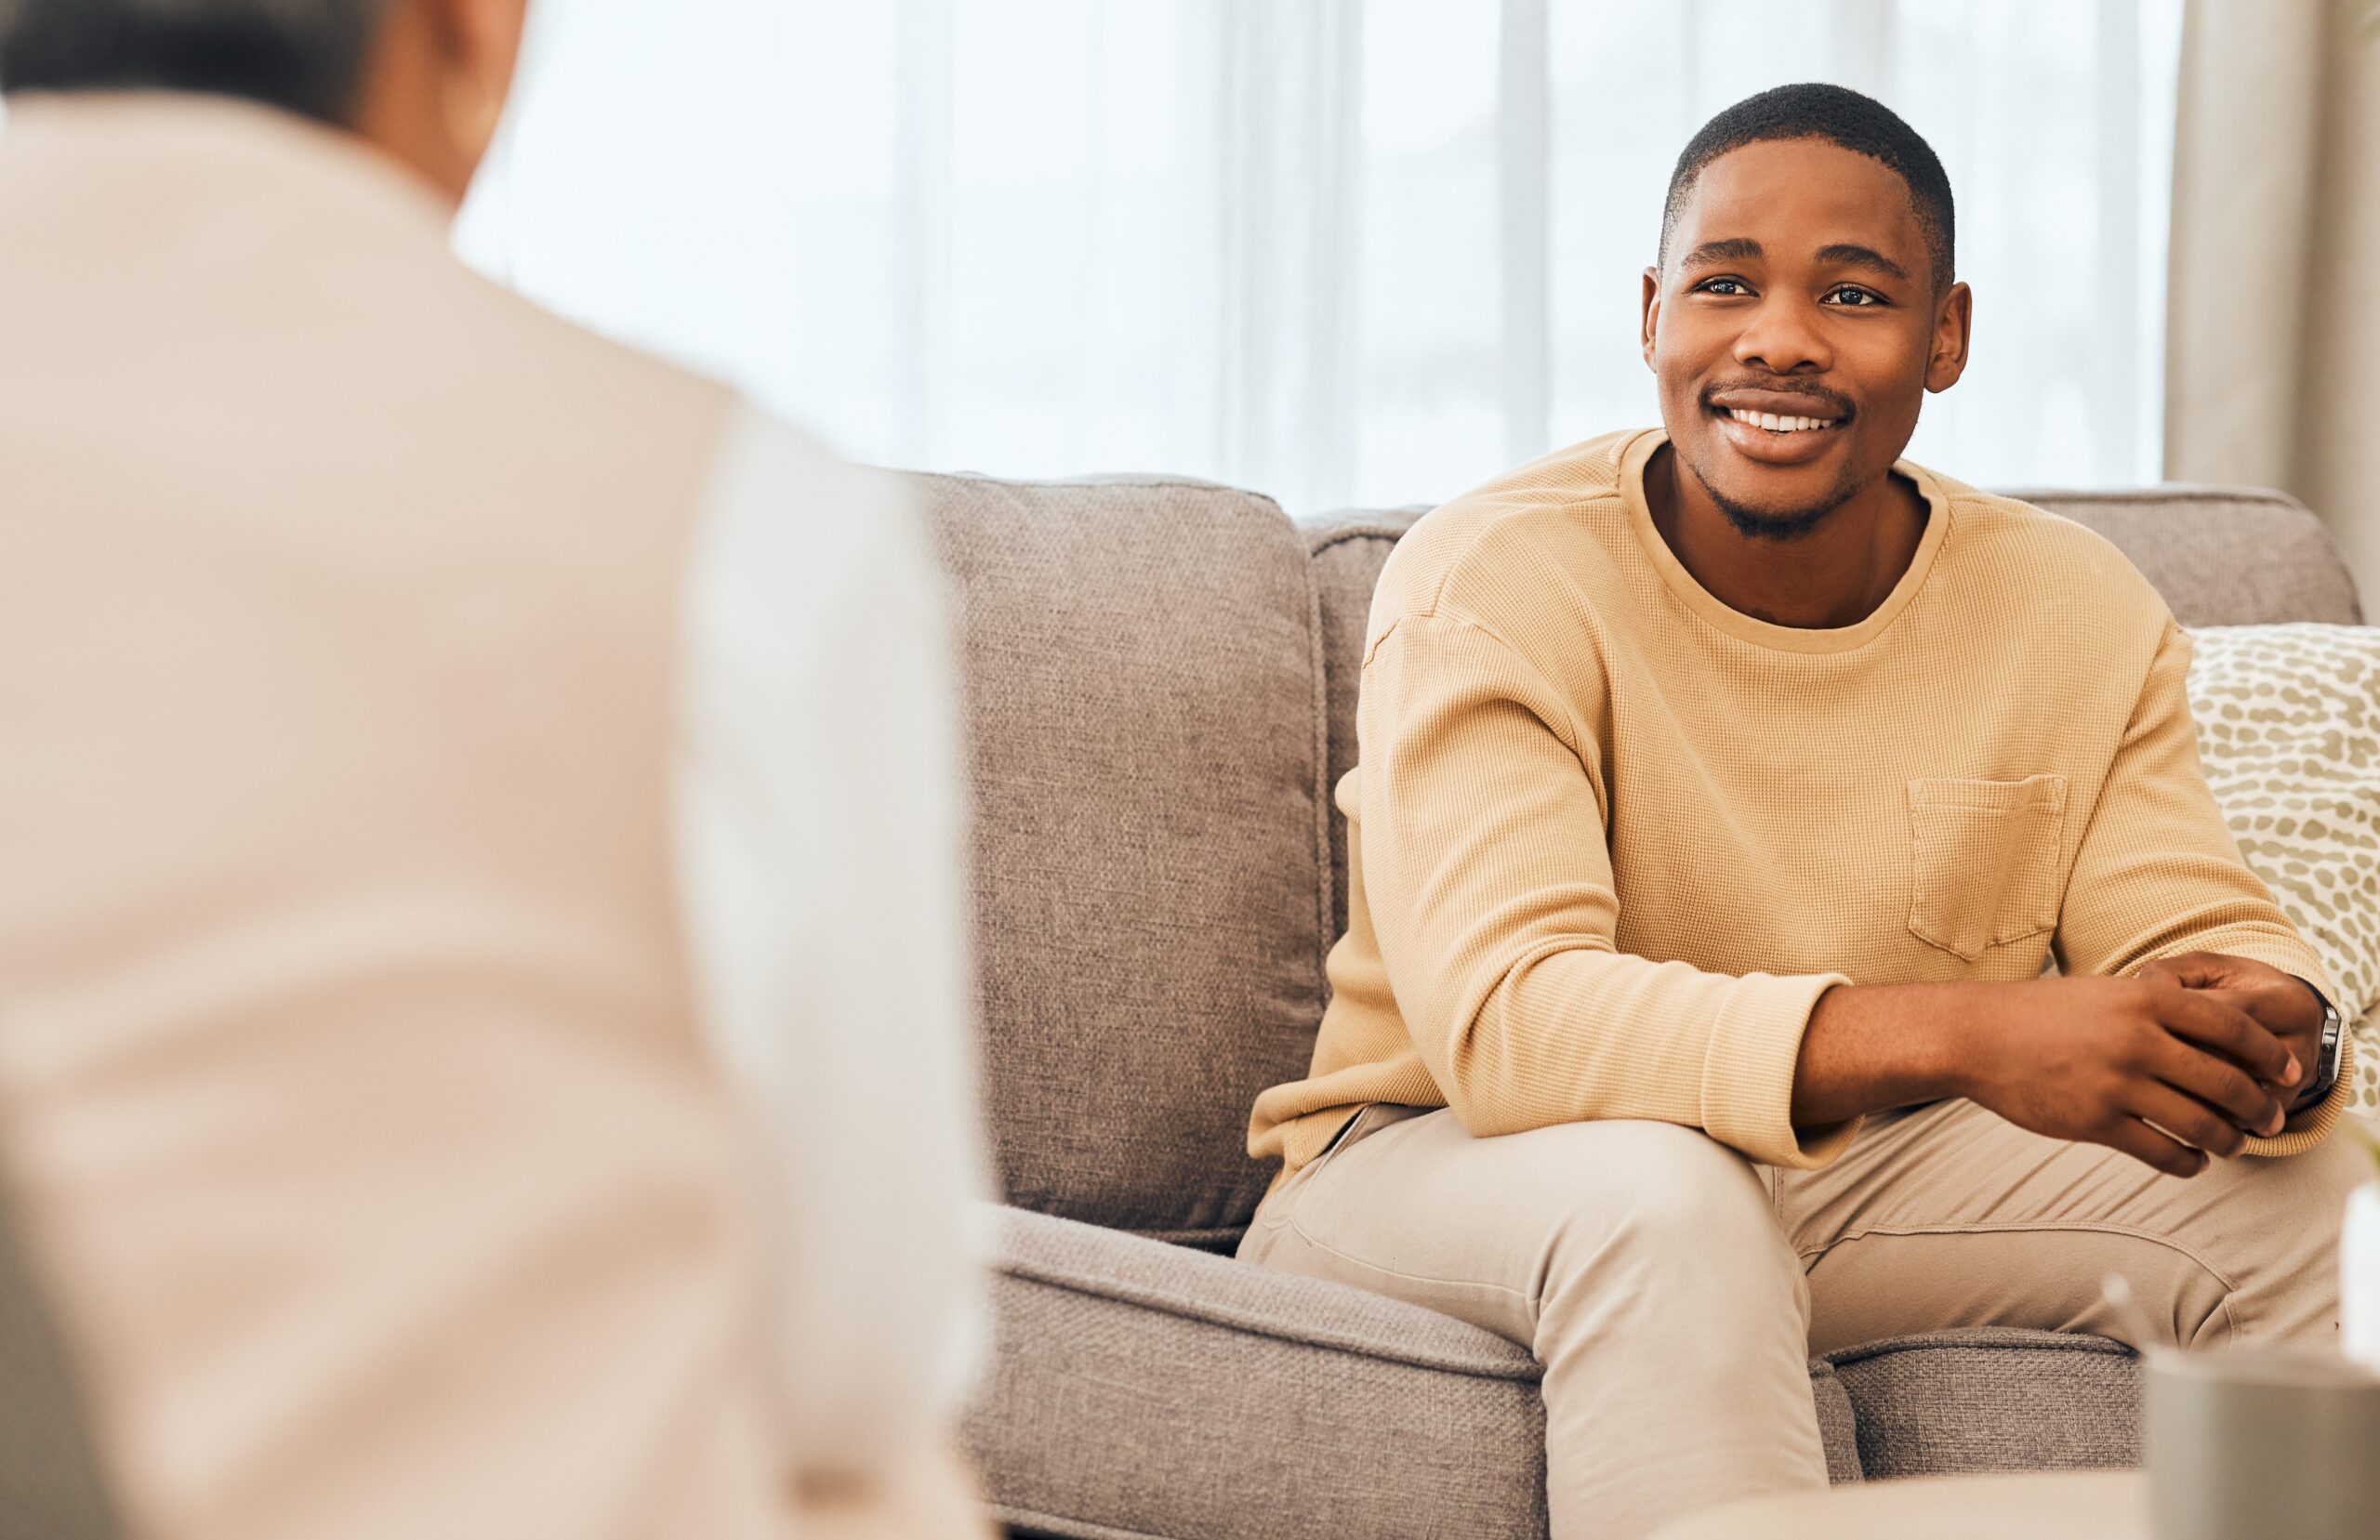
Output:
[1696, 278, 1749, 296]
[1823, 285, 1883, 306]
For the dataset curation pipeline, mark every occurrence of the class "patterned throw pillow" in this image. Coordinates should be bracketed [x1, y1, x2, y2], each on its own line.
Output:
[2186, 624, 2380, 1113]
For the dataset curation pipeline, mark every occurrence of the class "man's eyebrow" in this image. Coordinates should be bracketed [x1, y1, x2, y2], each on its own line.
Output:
[1679, 238, 1762, 269]
[1816, 243, 1910, 282]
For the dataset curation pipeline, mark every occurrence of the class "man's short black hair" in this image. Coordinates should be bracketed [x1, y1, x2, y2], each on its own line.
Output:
[1660, 82, 1955, 294]
[0, 0, 390, 125]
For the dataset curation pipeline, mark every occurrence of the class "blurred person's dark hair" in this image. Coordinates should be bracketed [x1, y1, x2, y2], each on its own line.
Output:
[1660, 81, 1956, 294]
[0, 0, 390, 125]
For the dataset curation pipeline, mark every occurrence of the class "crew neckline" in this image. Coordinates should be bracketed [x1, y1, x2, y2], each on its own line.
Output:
[1618, 427, 1951, 655]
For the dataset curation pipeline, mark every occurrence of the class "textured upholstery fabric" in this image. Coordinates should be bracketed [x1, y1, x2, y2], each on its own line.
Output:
[919, 473, 1333, 1243]
[969, 1204, 1546, 1540]
[1824, 1330, 2140, 1480]
[2003, 487, 2362, 627]
[1307, 520, 1424, 943]
[1811, 1367, 1861, 1487]
[0, 1179, 117, 1540]
[966, 1206, 1864, 1540]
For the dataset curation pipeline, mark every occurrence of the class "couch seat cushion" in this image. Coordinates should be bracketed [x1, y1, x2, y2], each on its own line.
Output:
[965, 1206, 1864, 1540]
[1824, 1329, 2139, 1479]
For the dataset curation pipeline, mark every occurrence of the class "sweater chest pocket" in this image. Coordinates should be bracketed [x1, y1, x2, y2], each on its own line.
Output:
[1906, 774, 2069, 961]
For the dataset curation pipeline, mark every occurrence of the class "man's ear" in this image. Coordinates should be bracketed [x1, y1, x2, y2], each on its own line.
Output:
[1640, 266, 1662, 370]
[423, 0, 528, 130]
[1924, 280, 1974, 393]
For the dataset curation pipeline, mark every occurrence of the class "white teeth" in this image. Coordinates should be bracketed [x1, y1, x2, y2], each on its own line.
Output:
[1726, 407, 1831, 433]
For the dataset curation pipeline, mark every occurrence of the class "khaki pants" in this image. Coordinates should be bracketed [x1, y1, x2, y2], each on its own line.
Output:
[1236, 1098, 2373, 1540]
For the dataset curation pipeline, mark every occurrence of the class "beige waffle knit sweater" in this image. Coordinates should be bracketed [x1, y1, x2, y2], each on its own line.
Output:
[1249, 428, 2351, 1186]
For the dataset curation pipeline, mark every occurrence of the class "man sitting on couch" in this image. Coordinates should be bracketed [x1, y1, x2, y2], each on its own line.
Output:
[1237, 82, 2363, 1540]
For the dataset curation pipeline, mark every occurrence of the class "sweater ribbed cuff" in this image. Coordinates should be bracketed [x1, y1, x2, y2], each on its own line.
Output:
[2241, 1029, 2357, 1159]
[1699, 969, 1859, 1169]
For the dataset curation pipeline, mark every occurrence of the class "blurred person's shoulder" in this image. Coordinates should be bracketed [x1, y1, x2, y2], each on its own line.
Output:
[0, 93, 737, 477]
[1369, 428, 1650, 649]
[693, 403, 930, 616]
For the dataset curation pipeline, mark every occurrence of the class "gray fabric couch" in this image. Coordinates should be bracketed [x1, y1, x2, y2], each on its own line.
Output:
[922, 473, 2364, 1540]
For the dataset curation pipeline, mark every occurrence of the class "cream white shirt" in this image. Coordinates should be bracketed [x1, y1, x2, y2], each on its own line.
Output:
[0, 93, 990, 1538]
[675, 403, 991, 1482]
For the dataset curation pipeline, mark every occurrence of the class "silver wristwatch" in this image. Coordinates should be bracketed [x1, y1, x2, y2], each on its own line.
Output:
[2294, 978, 2345, 1109]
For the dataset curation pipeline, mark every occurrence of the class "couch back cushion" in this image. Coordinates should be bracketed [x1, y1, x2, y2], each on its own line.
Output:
[921, 474, 1331, 1244]
[1305, 485, 2363, 941]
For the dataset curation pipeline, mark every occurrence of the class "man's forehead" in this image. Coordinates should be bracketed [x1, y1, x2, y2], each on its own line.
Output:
[1673, 138, 1927, 263]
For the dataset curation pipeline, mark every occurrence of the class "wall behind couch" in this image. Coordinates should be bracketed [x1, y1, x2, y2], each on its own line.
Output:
[459, 0, 2185, 519]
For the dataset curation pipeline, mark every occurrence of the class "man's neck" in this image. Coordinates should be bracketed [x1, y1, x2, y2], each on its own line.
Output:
[1643, 443, 1929, 631]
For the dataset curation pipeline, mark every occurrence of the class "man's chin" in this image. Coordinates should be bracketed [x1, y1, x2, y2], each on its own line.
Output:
[1712, 499, 1833, 543]
[1689, 456, 1844, 543]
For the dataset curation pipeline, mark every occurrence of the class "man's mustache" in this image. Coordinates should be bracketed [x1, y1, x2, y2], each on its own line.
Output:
[1699, 379, 1857, 421]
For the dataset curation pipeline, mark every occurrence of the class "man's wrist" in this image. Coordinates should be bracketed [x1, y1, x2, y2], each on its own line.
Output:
[1919, 983, 1982, 1104]
[1793, 981, 1978, 1126]
[2284, 975, 2342, 1113]
[1881, 980, 1990, 1107]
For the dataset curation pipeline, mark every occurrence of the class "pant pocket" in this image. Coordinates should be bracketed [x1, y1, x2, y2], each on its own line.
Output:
[1248, 1103, 1416, 1245]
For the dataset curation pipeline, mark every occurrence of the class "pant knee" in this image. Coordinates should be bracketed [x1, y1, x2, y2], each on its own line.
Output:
[1524, 1123, 1807, 1380]
[1543, 1122, 1796, 1292]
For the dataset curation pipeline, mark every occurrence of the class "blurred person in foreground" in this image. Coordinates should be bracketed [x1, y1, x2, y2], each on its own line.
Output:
[0, 2, 993, 1537]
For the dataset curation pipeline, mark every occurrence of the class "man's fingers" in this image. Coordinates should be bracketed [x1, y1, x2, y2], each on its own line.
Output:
[2129, 1083, 2251, 1160]
[2210, 978, 2320, 1037]
[2151, 985, 2298, 1086]
[2148, 954, 2312, 1035]
[2146, 1033, 2286, 1136]
[2102, 1115, 2211, 1178]
[2140, 951, 2238, 990]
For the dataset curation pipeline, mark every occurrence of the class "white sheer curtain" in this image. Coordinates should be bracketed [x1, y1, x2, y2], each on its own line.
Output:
[459, 0, 2184, 517]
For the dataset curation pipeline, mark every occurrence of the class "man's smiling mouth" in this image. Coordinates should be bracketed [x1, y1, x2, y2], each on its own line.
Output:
[1715, 406, 1839, 434]
[1700, 389, 1854, 464]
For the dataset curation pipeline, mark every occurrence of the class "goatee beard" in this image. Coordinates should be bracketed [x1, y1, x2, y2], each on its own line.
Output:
[1691, 457, 1847, 544]
[1709, 489, 1831, 543]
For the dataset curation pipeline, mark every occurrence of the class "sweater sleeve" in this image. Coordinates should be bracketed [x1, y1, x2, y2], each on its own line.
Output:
[2052, 619, 2350, 1156]
[1355, 613, 1858, 1169]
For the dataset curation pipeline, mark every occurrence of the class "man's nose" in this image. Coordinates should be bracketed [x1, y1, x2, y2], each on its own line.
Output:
[1731, 295, 1831, 375]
